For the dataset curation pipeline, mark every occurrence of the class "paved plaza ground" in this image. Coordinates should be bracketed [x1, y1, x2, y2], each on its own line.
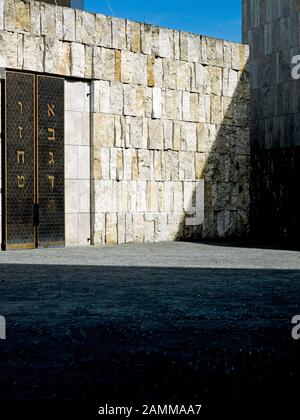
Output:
[0, 241, 300, 405]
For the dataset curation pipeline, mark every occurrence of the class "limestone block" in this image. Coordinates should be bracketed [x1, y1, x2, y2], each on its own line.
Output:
[173, 181, 183, 210]
[109, 148, 118, 180]
[192, 63, 205, 93]
[167, 212, 184, 240]
[123, 85, 145, 117]
[81, 11, 96, 44]
[44, 39, 70, 76]
[210, 96, 223, 124]
[182, 92, 200, 122]
[195, 153, 206, 179]
[148, 119, 164, 150]
[93, 147, 106, 180]
[117, 213, 126, 244]
[93, 113, 115, 148]
[173, 121, 181, 151]
[163, 182, 174, 212]
[177, 61, 191, 90]
[115, 49, 121, 81]
[165, 90, 182, 120]
[132, 214, 144, 242]
[164, 120, 173, 150]
[75, 9, 83, 43]
[174, 30, 180, 59]
[152, 87, 164, 119]
[223, 41, 232, 68]
[181, 122, 197, 151]
[111, 82, 124, 114]
[196, 123, 207, 152]
[159, 28, 174, 58]
[121, 51, 147, 85]
[144, 220, 155, 242]
[93, 212, 105, 245]
[117, 181, 128, 212]
[115, 115, 125, 148]
[131, 150, 139, 180]
[204, 95, 211, 123]
[123, 149, 133, 180]
[154, 213, 168, 242]
[93, 47, 115, 81]
[138, 149, 152, 180]
[201, 36, 224, 67]
[129, 117, 147, 149]
[4, 0, 16, 31]
[198, 95, 206, 123]
[23, 35, 44, 72]
[63, 7, 76, 41]
[15, 0, 30, 32]
[95, 181, 111, 212]
[223, 68, 239, 97]
[183, 181, 195, 211]
[41, 3, 58, 38]
[127, 20, 141, 52]
[141, 23, 152, 55]
[179, 151, 195, 180]
[101, 148, 110, 179]
[205, 66, 222, 96]
[161, 151, 178, 181]
[147, 54, 155, 87]
[136, 181, 147, 212]
[222, 96, 233, 125]
[106, 213, 118, 245]
[154, 151, 162, 180]
[153, 57, 163, 87]
[163, 59, 177, 90]
[147, 181, 159, 212]
[231, 43, 249, 71]
[151, 26, 160, 56]
[128, 181, 137, 211]
[144, 87, 153, 118]
[161, 151, 172, 181]
[180, 32, 199, 62]
[112, 17, 126, 50]
[94, 80, 110, 113]
[95, 14, 112, 48]
[71, 43, 85, 78]
[85, 45, 93, 78]
[116, 148, 124, 180]
[125, 214, 133, 243]
[17, 33, 23, 68]
[55, 6, 64, 40]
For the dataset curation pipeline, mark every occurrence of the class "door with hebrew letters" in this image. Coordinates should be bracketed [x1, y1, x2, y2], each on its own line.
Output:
[3, 71, 65, 250]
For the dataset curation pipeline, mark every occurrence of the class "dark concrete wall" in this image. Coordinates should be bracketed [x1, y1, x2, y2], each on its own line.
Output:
[242, 0, 300, 241]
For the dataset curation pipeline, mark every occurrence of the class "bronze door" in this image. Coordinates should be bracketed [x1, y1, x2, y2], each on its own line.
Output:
[37, 76, 65, 248]
[3, 71, 65, 250]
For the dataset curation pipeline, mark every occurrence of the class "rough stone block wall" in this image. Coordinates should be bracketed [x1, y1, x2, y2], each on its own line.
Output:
[243, 0, 300, 240]
[0, 0, 250, 245]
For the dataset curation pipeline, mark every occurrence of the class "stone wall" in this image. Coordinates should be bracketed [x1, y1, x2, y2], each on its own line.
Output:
[0, 0, 250, 245]
[243, 0, 300, 240]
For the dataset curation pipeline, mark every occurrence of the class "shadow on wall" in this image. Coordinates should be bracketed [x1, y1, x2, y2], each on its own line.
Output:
[176, 57, 250, 241]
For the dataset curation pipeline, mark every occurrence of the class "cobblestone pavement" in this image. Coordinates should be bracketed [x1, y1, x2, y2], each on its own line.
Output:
[0, 242, 300, 403]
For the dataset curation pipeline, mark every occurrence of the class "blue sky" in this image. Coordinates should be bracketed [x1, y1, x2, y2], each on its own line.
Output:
[85, 0, 242, 43]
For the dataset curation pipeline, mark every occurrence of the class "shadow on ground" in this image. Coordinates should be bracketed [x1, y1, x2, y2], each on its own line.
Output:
[0, 264, 299, 404]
